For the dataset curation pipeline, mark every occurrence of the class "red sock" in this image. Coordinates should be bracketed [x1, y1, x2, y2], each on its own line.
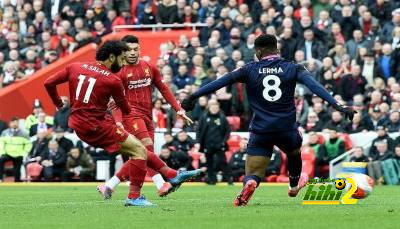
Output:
[145, 144, 154, 152]
[115, 161, 130, 181]
[147, 151, 177, 179]
[128, 159, 147, 199]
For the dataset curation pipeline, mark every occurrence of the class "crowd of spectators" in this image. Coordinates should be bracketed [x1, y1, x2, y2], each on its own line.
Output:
[1, 0, 400, 184]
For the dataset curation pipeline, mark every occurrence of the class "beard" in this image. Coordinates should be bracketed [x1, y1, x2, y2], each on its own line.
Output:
[110, 59, 122, 73]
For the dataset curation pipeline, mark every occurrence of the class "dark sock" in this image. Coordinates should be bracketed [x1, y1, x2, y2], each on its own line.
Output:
[243, 175, 261, 187]
[287, 153, 302, 188]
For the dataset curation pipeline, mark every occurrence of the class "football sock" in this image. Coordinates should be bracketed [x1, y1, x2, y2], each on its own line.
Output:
[128, 159, 147, 199]
[152, 174, 166, 190]
[287, 153, 302, 188]
[147, 168, 166, 190]
[105, 176, 121, 190]
[115, 161, 130, 182]
[243, 175, 261, 187]
[147, 151, 178, 179]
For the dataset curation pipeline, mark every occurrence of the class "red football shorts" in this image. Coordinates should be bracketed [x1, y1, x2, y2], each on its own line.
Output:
[71, 115, 129, 154]
[122, 116, 154, 141]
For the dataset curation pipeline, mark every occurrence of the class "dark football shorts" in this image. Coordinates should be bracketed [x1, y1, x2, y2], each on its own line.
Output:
[247, 130, 303, 157]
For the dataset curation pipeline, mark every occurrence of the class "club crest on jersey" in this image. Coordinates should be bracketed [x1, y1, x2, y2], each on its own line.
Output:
[144, 68, 151, 76]
[259, 67, 283, 74]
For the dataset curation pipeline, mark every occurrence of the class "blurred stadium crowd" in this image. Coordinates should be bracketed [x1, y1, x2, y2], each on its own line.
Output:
[1, 0, 400, 184]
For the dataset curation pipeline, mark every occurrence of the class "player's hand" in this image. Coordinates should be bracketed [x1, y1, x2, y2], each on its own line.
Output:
[108, 100, 117, 110]
[332, 103, 357, 121]
[116, 122, 124, 130]
[181, 98, 196, 111]
[177, 110, 194, 126]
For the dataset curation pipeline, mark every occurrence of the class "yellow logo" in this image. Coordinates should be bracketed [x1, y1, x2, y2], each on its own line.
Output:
[144, 68, 151, 76]
[335, 179, 346, 190]
[133, 123, 139, 131]
[116, 128, 124, 136]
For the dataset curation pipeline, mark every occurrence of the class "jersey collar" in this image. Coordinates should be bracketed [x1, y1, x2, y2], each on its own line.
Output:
[261, 55, 280, 61]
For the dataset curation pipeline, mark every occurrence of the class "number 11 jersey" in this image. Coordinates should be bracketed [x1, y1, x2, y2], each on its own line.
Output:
[45, 62, 131, 131]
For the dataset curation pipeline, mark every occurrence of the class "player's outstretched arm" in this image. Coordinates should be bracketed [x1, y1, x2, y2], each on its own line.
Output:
[182, 68, 246, 111]
[44, 68, 69, 108]
[296, 65, 356, 121]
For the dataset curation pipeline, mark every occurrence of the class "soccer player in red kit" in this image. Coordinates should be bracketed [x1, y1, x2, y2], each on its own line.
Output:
[44, 41, 155, 207]
[100, 35, 202, 198]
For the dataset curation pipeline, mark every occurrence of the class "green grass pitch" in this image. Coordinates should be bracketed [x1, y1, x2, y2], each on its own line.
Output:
[0, 183, 399, 229]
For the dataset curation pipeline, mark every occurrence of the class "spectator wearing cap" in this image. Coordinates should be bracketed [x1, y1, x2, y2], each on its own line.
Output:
[369, 126, 396, 158]
[361, 50, 385, 87]
[24, 99, 54, 133]
[0, 117, 32, 182]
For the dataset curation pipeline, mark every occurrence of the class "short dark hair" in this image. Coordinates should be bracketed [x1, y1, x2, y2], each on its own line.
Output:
[121, 35, 139, 44]
[254, 34, 277, 52]
[95, 40, 129, 61]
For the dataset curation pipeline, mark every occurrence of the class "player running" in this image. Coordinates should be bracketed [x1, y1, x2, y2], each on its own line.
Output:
[181, 34, 355, 207]
[44, 41, 155, 207]
[99, 35, 202, 198]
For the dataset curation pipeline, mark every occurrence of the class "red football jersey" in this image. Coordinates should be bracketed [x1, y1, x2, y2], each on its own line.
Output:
[116, 60, 181, 118]
[44, 62, 131, 130]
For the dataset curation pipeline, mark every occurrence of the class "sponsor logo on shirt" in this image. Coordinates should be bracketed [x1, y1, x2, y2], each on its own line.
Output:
[128, 78, 152, 89]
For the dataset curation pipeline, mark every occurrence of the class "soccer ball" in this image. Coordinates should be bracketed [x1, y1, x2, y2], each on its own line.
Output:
[344, 173, 374, 199]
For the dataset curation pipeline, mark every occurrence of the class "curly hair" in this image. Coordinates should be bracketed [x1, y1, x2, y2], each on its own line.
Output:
[95, 40, 129, 61]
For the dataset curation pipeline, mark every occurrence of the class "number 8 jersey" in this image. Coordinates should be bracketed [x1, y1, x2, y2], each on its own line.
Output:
[190, 55, 337, 134]
[45, 62, 131, 131]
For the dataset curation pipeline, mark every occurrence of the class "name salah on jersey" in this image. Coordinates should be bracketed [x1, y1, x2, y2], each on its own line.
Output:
[81, 64, 111, 76]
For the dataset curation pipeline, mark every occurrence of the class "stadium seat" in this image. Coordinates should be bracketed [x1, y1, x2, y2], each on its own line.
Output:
[226, 116, 241, 131]
[227, 135, 241, 152]
[26, 163, 43, 180]
[189, 150, 202, 169]
[265, 174, 278, 182]
[301, 146, 316, 178]
[277, 151, 289, 182]
[338, 133, 353, 151]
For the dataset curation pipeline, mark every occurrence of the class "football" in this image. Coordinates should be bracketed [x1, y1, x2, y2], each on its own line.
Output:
[345, 173, 375, 199]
